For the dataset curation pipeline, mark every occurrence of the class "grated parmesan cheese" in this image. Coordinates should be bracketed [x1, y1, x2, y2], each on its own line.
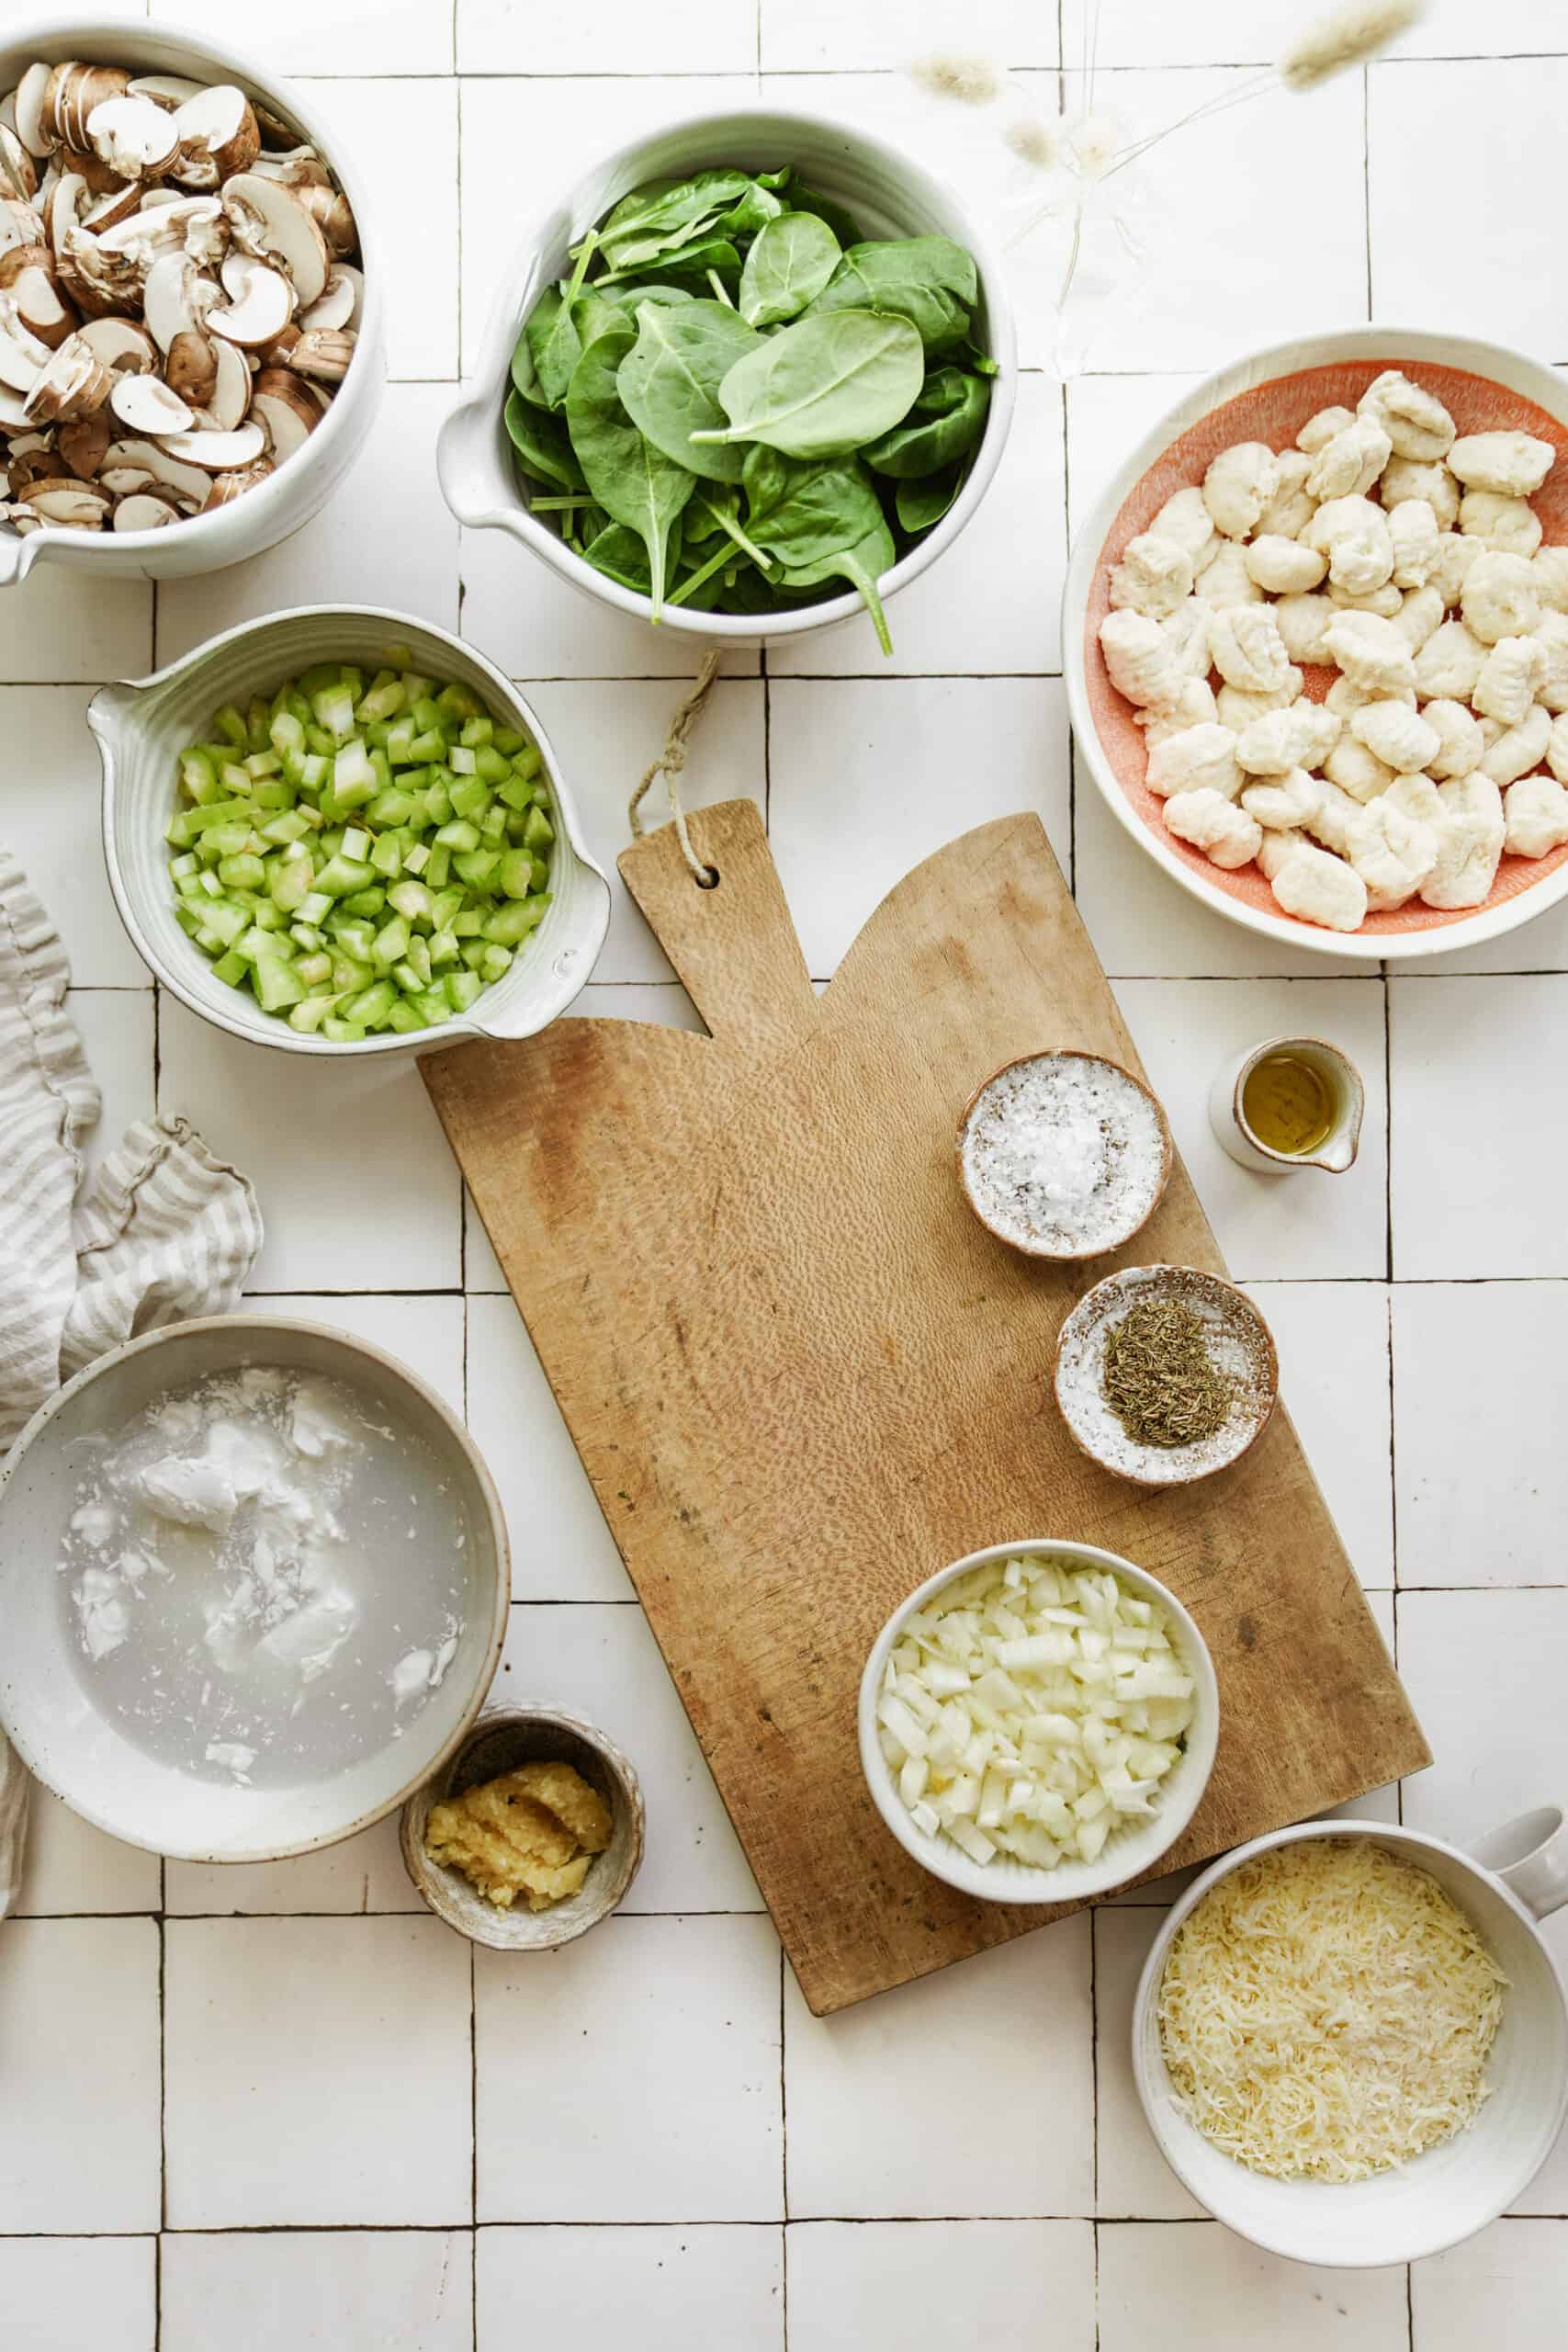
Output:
[1157, 1838, 1506, 2183]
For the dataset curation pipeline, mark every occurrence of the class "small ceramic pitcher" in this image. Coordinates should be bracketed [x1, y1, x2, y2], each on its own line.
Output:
[1208, 1035, 1364, 1175]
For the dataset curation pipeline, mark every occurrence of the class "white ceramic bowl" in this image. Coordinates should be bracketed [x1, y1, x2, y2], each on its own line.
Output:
[858, 1538, 1219, 1905]
[439, 105, 1018, 648]
[92, 605, 611, 1056]
[0, 17, 385, 588]
[1065, 324, 1568, 964]
[0, 1315, 511, 1862]
[1133, 1813, 1568, 2267]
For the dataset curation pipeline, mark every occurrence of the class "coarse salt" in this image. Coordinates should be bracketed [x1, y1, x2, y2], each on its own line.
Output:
[961, 1053, 1167, 1256]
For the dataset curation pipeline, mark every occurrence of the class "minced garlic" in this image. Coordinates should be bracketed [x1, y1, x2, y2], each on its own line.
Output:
[424, 1759, 612, 1912]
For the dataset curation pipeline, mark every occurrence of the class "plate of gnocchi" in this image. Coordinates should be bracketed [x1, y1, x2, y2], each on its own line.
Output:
[1065, 328, 1568, 957]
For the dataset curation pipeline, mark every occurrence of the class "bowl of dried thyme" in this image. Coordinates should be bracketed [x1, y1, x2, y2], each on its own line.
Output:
[1052, 1265, 1279, 1487]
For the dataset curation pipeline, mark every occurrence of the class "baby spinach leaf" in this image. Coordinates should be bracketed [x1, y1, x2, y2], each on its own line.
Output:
[806, 236, 976, 354]
[739, 211, 841, 329]
[504, 390, 586, 492]
[510, 326, 547, 408]
[895, 461, 966, 535]
[740, 442, 793, 519]
[572, 286, 626, 353]
[786, 183, 863, 250]
[581, 514, 686, 596]
[525, 284, 584, 411]
[600, 282, 696, 316]
[780, 518, 897, 655]
[616, 300, 762, 484]
[690, 485, 773, 571]
[565, 323, 694, 621]
[598, 169, 756, 272]
[863, 366, 990, 478]
[698, 308, 923, 459]
[743, 454, 886, 571]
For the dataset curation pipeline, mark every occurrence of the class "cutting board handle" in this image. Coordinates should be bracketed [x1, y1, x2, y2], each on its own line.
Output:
[618, 798, 818, 1056]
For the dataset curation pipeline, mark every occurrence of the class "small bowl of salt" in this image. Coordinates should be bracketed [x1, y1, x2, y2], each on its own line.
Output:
[957, 1050, 1172, 1261]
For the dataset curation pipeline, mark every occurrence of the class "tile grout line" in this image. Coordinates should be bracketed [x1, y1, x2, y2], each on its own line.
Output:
[779, 1946, 789, 2352]
[1362, 65, 1373, 322]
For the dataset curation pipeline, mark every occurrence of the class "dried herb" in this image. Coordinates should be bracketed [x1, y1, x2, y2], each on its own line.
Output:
[1101, 1299, 1232, 1450]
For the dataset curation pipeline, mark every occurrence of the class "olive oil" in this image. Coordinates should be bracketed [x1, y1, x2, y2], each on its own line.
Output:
[1241, 1052, 1336, 1157]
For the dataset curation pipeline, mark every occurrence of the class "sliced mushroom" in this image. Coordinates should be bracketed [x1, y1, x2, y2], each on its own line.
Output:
[85, 95, 181, 183]
[250, 367, 318, 462]
[113, 489, 180, 530]
[56, 408, 112, 479]
[98, 461, 155, 494]
[6, 430, 55, 490]
[260, 321, 300, 367]
[0, 125, 38, 205]
[56, 221, 141, 318]
[15, 64, 56, 161]
[0, 297, 51, 390]
[22, 474, 109, 526]
[155, 418, 265, 471]
[110, 372, 192, 435]
[44, 169, 85, 255]
[208, 257, 292, 352]
[168, 85, 259, 190]
[172, 194, 227, 270]
[81, 178, 142, 232]
[292, 180, 356, 259]
[22, 333, 112, 424]
[127, 75, 206, 114]
[77, 314, 157, 374]
[299, 261, 362, 334]
[254, 149, 330, 189]
[11, 261, 78, 350]
[0, 198, 45, 258]
[285, 327, 355, 386]
[44, 65, 130, 153]
[103, 435, 211, 511]
[56, 143, 127, 198]
[142, 250, 211, 352]
[222, 172, 328, 308]
[0, 239, 49, 289]
[0, 387, 33, 432]
[253, 101, 304, 153]
[4, 504, 43, 534]
[203, 456, 275, 509]
[164, 323, 217, 406]
[203, 334, 252, 432]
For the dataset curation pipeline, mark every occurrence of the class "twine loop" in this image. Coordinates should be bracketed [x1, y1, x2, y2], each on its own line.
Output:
[627, 650, 723, 887]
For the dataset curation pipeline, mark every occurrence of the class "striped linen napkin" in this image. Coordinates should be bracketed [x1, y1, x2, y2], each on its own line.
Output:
[0, 850, 264, 1916]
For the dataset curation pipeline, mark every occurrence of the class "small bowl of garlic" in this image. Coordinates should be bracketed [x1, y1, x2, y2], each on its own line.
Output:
[858, 1540, 1219, 1905]
[400, 1702, 645, 1951]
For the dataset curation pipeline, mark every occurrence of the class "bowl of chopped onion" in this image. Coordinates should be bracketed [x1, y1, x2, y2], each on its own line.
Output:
[92, 605, 611, 1054]
[858, 1539, 1219, 1905]
[1132, 1813, 1568, 2267]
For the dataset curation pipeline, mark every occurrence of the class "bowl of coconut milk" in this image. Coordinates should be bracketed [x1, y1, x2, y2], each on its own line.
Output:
[0, 1316, 509, 1861]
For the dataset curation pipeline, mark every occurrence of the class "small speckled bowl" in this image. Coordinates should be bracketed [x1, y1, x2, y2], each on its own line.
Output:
[956, 1050, 1173, 1261]
[1053, 1264, 1279, 1487]
[400, 1703, 644, 1951]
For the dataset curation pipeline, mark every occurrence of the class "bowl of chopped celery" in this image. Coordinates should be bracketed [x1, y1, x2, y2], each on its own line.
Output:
[92, 606, 611, 1054]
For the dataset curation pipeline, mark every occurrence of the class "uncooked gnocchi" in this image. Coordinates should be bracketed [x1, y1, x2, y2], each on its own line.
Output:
[1095, 368, 1566, 930]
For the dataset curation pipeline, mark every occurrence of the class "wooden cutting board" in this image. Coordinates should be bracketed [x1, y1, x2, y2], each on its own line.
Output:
[423, 800, 1429, 2015]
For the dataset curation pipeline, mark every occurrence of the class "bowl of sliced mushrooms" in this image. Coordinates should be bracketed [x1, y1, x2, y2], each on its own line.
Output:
[0, 20, 381, 582]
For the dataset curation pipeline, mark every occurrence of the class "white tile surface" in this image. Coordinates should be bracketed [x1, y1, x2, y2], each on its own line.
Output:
[1099, 2222, 1408, 2350]
[464, 1294, 630, 1600]
[298, 79, 460, 381]
[460, 522, 761, 681]
[164, 1917, 473, 2226]
[1411, 2219, 1568, 2351]
[155, 388, 460, 664]
[496, 1602, 761, 1909]
[784, 1918, 1093, 2217]
[0, 2239, 154, 2352]
[235, 1292, 466, 1418]
[15, 1787, 162, 1918]
[157, 995, 462, 1292]
[460, 0, 760, 76]
[0, 562, 150, 686]
[523, 681, 765, 982]
[1065, 371, 1204, 542]
[762, 0, 1057, 72]
[147, 0, 454, 74]
[1393, 1285, 1568, 1586]
[767, 372, 1068, 676]
[477, 2226, 783, 2351]
[161, 2231, 473, 2352]
[1390, 978, 1568, 1278]
[1118, 978, 1390, 1279]
[1396, 1588, 1568, 1853]
[1061, 0, 1484, 64]
[73, 989, 156, 1193]
[1248, 1283, 1393, 1589]
[164, 1812, 420, 1917]
[787, 2221, 1092, 2351]
[0, 1919, 161, 2232]
[1371, 59, 1568, 354]
[768, 677, 1071, 976]
[1093, 1908, 1206, 2219]
[474, 1915, 783, 2221]
[0, 691, 147, 988]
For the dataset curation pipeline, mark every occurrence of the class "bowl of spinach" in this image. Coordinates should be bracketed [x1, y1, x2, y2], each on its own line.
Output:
[439, 107, 1017, 654]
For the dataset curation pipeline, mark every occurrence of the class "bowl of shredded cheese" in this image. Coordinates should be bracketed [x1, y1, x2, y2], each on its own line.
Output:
[858, 1539, 1219, 1905]
[1133, 1817, 1568, 2267]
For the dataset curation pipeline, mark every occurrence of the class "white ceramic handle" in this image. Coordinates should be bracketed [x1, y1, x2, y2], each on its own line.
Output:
[1471, 1804, 1568, 1921]
[0, 527, 41, 588]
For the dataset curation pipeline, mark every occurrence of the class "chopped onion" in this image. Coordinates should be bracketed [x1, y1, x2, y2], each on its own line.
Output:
[877, 1554, 1195, 1871]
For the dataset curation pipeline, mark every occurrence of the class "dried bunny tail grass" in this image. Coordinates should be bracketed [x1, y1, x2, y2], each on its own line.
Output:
[1002, 115, 1060, 170]
[908, 51, 1006, 105]
[1278, 0, 1426, 88]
